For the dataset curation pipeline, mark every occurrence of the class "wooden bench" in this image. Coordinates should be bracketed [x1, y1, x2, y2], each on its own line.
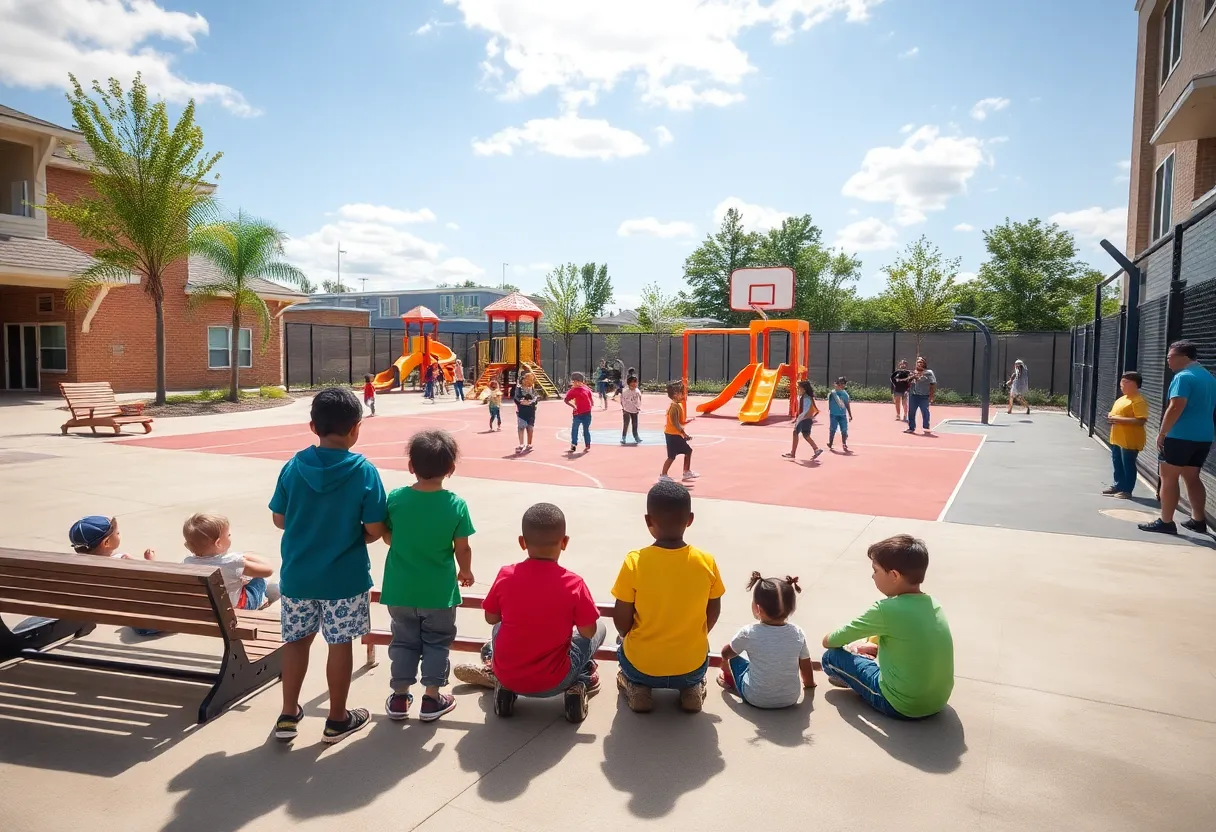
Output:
[0, 548, 283, 723]
[59, 381, 153, 435]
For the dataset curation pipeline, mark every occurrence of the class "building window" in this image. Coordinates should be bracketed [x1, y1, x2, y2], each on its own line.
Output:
[1152, 153, 1175, 240]
[38, 324, 67, 372]
[207, 326, 253, 369]
[379, 297, 398, 318]
[1161, 0, 1184, 84]
[36, 294, 53, 314]
[439, 294, 453, 315]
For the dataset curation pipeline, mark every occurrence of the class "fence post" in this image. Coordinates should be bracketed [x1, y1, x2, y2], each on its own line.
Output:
[347, 328, 353, 386]
[1162, 226, 1188, 412]
[1087, 315, 1102, 437]
[308, 325, 315, 387]
[1049, 334, 1057, 396]
[824, 333, 832, 386]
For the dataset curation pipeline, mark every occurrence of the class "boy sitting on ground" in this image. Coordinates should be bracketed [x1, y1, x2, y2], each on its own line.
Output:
[612, 480, 725, 713]
[820, 534, 954, 720]
[454, 503, 605, 723]
[182, 512, 280, 610]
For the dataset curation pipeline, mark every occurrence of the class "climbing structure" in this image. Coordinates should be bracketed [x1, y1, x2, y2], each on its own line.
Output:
[474, 292, 557, 398]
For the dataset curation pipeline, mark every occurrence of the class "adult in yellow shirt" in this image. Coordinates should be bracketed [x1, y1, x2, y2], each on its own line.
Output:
[1104, 371, 1149, 498]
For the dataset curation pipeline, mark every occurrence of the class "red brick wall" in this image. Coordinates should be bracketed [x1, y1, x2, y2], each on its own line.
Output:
[44, 165, 287, 393]
[0, 285, 74, 394]
[283, 308, 371, 327]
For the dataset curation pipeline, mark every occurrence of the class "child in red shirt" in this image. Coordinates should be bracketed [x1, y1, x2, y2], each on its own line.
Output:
[565, 371, 594, 454]
[453, 503, 605, 722]
[362, 374, 376, 416]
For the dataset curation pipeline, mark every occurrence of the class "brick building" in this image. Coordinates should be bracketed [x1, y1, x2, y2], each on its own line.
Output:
[0, 104, 305, 394]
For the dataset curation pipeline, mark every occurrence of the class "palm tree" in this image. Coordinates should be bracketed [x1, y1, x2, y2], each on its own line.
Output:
[44, 73, 222, 405]
[190, 211, 308, 401]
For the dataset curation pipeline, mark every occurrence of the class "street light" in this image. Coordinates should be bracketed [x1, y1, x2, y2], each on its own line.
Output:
[502, 262, 508, 290]
[337, 242, 347, 290]
[952, 314, 993, 425]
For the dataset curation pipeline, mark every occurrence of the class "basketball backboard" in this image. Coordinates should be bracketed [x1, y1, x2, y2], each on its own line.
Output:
[730, 267, 794, 312]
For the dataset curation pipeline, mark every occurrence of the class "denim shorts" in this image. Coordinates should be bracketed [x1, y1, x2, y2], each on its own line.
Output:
[281, 592, 370, 645]
[617, 643, 707, 690]
[820, 647, 910, 720]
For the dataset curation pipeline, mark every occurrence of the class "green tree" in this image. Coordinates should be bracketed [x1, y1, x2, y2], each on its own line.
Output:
[322, 279, 351, 293]
[44, 73, 221, 405]
[299, 276, 319, 294]
[841, 292, 888, 330]
[538, 263, 592, 378]
[877, 237, 959, 352]
[673, 289, 698, 317]
[190, 211, 308, 401]
[579, 263, 614, 317]
[626, 282, 684, 375]
[684, 207, 761, 325]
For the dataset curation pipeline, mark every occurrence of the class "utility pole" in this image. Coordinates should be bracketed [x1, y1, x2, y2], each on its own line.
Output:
[336, 242, 347, 290]
[359, 277, 368, 292]
[502, 262, 508, 290]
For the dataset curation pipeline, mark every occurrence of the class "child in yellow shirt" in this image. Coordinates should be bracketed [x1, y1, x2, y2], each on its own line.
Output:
[1105, 371, 1149, 498]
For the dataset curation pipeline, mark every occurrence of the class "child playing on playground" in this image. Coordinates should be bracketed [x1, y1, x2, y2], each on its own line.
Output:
[69, 515, 155, 560]
[718, 573, 815, 708]
[613, 480, 725, 713]
[182, 512, 279, 610]
[513, 372, 539, 453]
[362, 374, 376, 417]
[485, 379, 503, 431]
[380, 429, 474, 722]
[423, 362, 436, 401]
[595, 360, 610, 409]
[827, 377, 853, 452]
[784, 380, 824, 461]
[269, 387, 387, 744]
[661, 381, 698, 482]
[565, 372, 594, 453]
[820, 534, 954, 720]
[620, 375, 642, 445]
[453, 503, 605, 723]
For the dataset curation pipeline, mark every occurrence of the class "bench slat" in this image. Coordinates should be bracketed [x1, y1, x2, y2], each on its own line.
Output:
[0, 599, 256, 639]
[0, 550, 214, 585]
[0, 587, 220, 622]
[0, 574, 215, 608]
[0, 566, 214, 596]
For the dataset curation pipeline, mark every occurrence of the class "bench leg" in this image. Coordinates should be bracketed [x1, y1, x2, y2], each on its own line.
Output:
[0, 617, 96, 662]
[364, 641, 378, 668]
[197, 645, 283, 723]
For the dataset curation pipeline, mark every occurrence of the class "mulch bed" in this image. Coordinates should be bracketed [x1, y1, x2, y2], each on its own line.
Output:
[139, 397, 297, 418]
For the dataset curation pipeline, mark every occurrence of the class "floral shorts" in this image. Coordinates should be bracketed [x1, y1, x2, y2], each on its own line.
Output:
[281, 592, 371, 645]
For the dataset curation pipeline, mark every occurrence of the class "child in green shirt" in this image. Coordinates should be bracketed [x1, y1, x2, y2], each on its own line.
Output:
[380, 429, 475, 722]
[820, 534, 953, 719]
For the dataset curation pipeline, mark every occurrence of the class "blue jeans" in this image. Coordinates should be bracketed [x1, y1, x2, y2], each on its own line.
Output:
[618, 643, 708, 690]
[570, 411, 592, 446]
[489, 620, 606, 696]
[829, 413, 848, 443]
[907, 394, 930, 430]
[1110, 444, 1139, 494]
[727, 655, 753, 703]
[488, 406, 501, 428]
[454, 381, 465, 400]
[820, 648, 908, 719]
[424, 380, 434, 399]
[387, 605, 457, 690]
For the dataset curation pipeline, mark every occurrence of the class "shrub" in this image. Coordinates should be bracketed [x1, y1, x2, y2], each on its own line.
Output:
[259, 385, 287, 399]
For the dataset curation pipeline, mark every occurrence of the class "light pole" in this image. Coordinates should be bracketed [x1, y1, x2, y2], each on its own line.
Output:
[952, 315, 992, 425]
[336, 242, 347, 290]
[502, 263, 508, 290]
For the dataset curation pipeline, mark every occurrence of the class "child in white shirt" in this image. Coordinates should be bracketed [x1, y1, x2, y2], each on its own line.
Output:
[620, 375, 643, 445]
[182, 512, 279, 610]
[719, 572, 815, 708]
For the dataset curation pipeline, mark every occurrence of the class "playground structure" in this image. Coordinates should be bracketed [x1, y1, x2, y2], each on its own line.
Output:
[371, 305, 457, 392]
[684, 267, 809, 424]
[473, 292, 557, 398]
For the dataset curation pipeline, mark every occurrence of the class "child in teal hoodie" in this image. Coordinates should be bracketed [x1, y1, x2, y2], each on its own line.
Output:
[268, 387, 387, 745]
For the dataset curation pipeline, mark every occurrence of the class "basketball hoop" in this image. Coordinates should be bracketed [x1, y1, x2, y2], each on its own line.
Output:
[730, 267, 794, 315]
[750, 304, 769, 321]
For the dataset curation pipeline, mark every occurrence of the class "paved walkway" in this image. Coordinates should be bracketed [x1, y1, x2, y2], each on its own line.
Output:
[1, 394, 1213, 831]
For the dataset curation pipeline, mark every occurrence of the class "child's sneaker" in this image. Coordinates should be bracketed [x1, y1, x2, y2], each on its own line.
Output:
[524, 444, 533, 452]
[569, 444, 577, 453]
[273, 706, 303, 742]
[564, 681, 590, 723]
[621, 438, 627, 445]
[658, 474, 675, 482]
[453, 662, 497, 689]
[616, 670, 653, 713]
[494, 684, 517, 717]
[682, 470, 699, 480]
[827, 674, 850, 688]
[419, 693, 457, 722]
[322, 707, 371, 744]
[515, 445, 525, 454]
[384, 692, 413, 721]
[678, 680, 707, 713]
[812, 449, 824, 460]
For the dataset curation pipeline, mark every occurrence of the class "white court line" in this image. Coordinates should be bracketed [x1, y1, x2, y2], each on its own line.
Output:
[697, 431, 976, 453]
[936, 435, 987, 521]
[170, 429, 314, 453]
[455, 456, 605, 489]
[548, 427, 726, 448]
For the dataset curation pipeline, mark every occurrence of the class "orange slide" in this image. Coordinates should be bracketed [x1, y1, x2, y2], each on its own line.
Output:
[695, 363, 760, 415]
[737, 364, 787, 423]
[372, 340, 457, 392]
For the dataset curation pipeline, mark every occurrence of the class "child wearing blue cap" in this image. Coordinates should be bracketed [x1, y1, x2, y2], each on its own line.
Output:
[69, 515, 155, 560]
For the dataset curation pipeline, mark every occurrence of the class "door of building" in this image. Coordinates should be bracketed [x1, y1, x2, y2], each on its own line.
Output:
[4, 323, 39, 390]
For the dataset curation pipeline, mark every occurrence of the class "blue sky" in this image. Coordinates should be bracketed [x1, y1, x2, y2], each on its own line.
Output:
[0, 0, 1135, 307]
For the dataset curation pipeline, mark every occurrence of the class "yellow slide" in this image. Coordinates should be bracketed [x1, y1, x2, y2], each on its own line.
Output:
[737, 364, 788, 423]
[696, 363, 760, 415]
[372, 340, 457, 392]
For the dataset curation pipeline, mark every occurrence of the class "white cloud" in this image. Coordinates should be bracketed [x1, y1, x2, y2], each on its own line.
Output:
[448, 0, 882, 111]
[0, 0, 257, 116]
[511, 262, 555, 277]
[415, 22, 434, 35]
[1049, 206, 1128, 246]
[335, 204, 437, 224]
[617, 217, 696, 239]
[445, 222, 460, 231]
[841, 126, 991, 226]
[713, 197, 791, 233]
[956, 271, 977, 283]
[655, 125, 674, 146]
[953, 223, 975, 232]
[1114, 159, 1131, 184]
[899, 123, 915, 134]
[898, 46, 919, 59]
[472, 114, 649, 160]
[834, 217, 899, 252]
[283, 204, 483, 292]
[970, 97, 1011, 121]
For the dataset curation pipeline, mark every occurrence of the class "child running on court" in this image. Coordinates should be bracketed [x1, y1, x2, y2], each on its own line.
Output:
[565, 372, 594, 453]
[661, 381, 698, 482]
[362, 374, 376, 417]
[381, 429, 474, 722]
[485, 379, 503, 431]
[613, 480, 725, 713]
[513, 372, 539, 453]
[784, 380, 824, 461]
[269, 387, 387, 744]
[454, 502, 605, 723]
[620, 375, 642, 445]
[827, 377, 853, 452]
[820, 534, 954, 720]
[182, 512, 280, 610]
[69, 515, 155, 560]
[719, 573, 816, 708]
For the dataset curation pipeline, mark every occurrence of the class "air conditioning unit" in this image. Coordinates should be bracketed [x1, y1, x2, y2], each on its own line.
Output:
[9, 181, 32, 218]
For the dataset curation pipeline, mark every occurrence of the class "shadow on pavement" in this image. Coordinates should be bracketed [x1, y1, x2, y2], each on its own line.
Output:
[823, 690, 966, 773]
[718, 686, 814, 747]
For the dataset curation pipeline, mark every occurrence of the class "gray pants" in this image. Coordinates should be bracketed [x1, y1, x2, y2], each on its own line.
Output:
[387, 605, 457, 690]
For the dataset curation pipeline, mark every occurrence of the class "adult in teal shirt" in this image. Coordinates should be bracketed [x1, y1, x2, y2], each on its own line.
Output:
[1140, 340, 1216, 536]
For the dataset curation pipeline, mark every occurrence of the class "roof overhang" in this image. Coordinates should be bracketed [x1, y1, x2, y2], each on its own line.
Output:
[0, 113, 80, 142]
[0, 266, 139, 287]
[1152, 71, 1216, 145]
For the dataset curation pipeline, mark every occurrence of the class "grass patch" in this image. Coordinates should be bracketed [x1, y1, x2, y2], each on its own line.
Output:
[160, 387, 288, 405]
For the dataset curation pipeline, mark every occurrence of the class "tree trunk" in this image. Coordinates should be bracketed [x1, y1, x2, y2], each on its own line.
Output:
[229, 305, 241, 402]
[154, 296, 166, 406]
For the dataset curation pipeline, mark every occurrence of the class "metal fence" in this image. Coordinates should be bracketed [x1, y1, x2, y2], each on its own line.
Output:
[287, 323, 1070, 396]
[1069, 197, 1216, 520]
